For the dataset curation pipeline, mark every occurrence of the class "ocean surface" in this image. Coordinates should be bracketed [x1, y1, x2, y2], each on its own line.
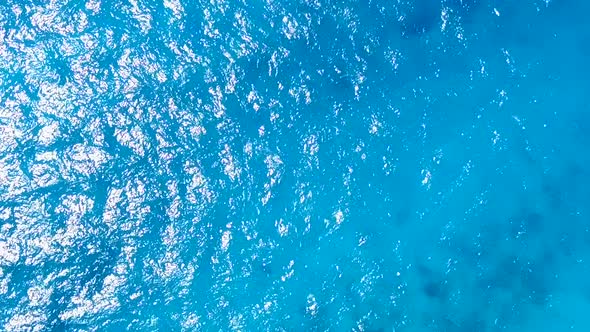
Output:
[1, 0, 590, 331]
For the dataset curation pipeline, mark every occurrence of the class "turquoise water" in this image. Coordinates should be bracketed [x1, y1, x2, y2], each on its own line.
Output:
[1, 0, 590, 330]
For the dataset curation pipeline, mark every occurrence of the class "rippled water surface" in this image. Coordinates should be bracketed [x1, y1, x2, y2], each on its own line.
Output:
[1, 0, 590, 330]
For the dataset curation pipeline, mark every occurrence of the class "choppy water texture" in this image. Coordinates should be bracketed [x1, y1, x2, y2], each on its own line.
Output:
[1, 0, 590, 331]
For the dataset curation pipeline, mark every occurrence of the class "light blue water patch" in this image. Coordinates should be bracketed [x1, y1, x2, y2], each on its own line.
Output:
[1, 0, 590, 331]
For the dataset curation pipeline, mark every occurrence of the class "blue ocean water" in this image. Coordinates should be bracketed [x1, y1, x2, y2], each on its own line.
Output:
[1, 0, 590, 330]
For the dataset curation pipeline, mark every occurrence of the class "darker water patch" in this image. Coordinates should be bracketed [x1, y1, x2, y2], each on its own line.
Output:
[394, 206, 412, 227]
[325, 69, 356, 98]
[415, 262, 449, 301]
[541, 179, 564, 210]
[522, 212, 545, 234]
[400, 1, 441, 37]
[258, 261, 273, 277]
[510, 211, 546, 238]
[423, 280, 446, 299]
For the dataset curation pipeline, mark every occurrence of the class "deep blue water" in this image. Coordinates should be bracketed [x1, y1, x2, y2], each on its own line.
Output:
[1, 0, 590, 330]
